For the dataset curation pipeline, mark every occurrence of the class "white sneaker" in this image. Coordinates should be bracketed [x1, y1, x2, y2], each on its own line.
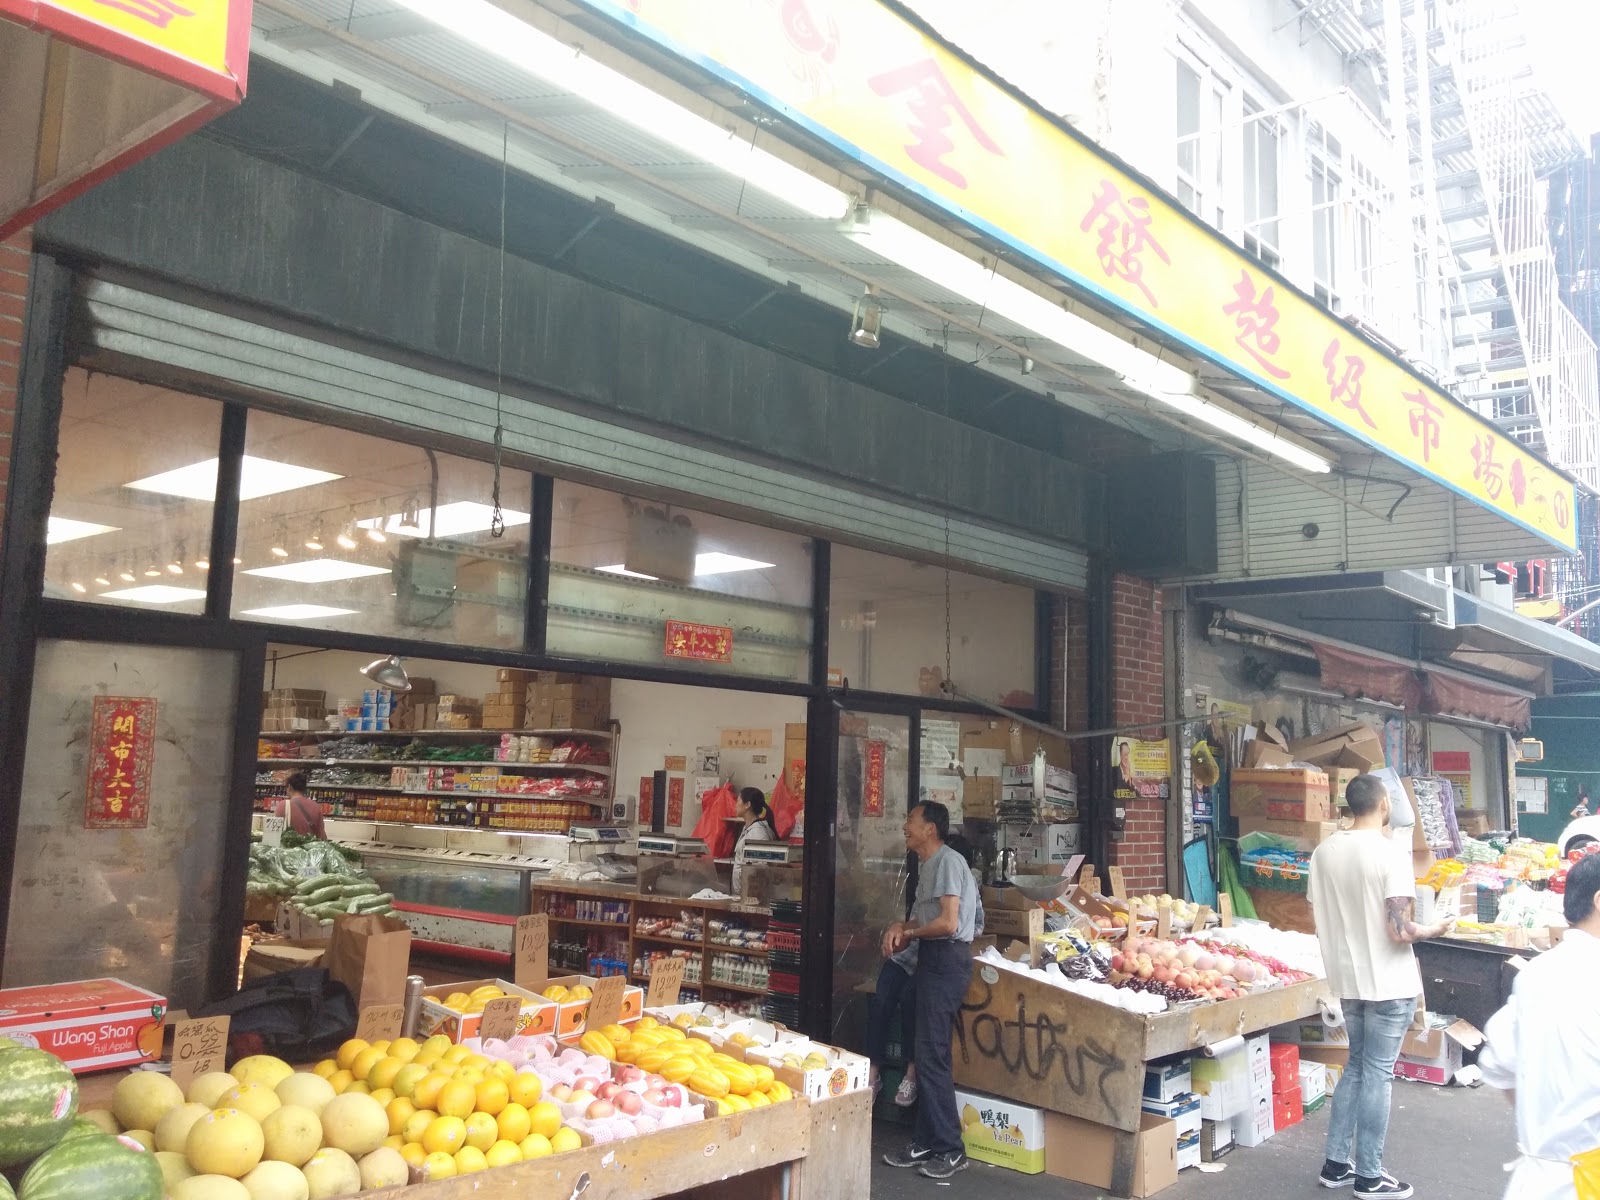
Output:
[894, 1073, 919, 1106]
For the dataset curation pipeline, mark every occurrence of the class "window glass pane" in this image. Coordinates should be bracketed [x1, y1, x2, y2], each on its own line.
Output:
[829, 545, 1038, 705]
[1176, 61, 1200, 182]
[546, 480, 812, 681]
[231, 412, 529, 648]
[44, 369, 220, 614]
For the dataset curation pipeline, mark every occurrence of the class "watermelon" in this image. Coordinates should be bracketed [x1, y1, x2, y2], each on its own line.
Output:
[0, 1176, 13, 1200]
[19, 1134, 160, 1200]
[56, 1118, 105, 1143]
[0, 1051, 76, 1168]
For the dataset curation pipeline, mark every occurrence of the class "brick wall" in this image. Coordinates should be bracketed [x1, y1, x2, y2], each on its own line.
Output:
[0, 230, 28, 561]
[1110, 573, 1167, 893]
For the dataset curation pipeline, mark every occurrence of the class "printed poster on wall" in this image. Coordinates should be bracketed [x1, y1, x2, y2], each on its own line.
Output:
[863, 740, 886, 817]
[1112, 736, 1171, 801]
[85, 695, 157, 829]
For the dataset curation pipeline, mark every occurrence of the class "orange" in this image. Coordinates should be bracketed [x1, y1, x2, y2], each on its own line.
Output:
[392, 1064, 430, 1099]
[421, 1115, 468, 1156]
[489, 1060, 517, 1082]
[351, 1047, 386, 1082]
[368, 1056, 404, 1090]
[441, 1045, 472, 1067]
[486, 1139, 523, 1168]
[550, 1127, 581, 1154]
[369, 1087, 396, 1107]
[495, 1103, 531, 1145]
[386, 1097, 417, 1137]
[311, 1059, 338, 1079]
[463, 1112, 499, 1153]
[450, 1068, 486, 1087]
[519, 1133, 553, 1160]
[336, 1039, 370, 1071]
[411, 1073, 449, 1112]
[454, 1146, 488, 1174]
[387, 1037, 421, 1064]
[436, 1080, 477, 1121]
[509, 1073, 543, 1109]
[401, 1109, 437, 1145]
[528, 1101, 561, 1140]
[474, 1078, 509, 1118]
[422, 1150, 457, 1180]
[328, 1069, 355, 1095]
[400, 1142, 427, 1168]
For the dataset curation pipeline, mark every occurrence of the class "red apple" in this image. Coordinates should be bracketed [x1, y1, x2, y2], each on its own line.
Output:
[586, 1099, 616, 1119]
[641, 1088, 667, 1106]
[645, 1074, 667, 1089]
[569, 1090, 596, 1107]
[658, 1086, 683, 1108]
[597, 1082, 623, 1101]
[616, 1092, 643, 1115]
[616, 1066, 645, 1084]
[574, 1076, 600, 1093]
[548, 1083, 573, 1102]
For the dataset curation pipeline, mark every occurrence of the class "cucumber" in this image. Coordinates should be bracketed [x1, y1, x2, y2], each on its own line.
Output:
[299, 884, 345, 906]
[336, 882, 378, 898]
[295, 873, 346, 894]
[352, 893, 393, 912]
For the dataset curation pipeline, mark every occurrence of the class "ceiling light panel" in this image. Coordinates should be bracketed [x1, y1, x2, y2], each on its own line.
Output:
[46, 516, 120, 544]
[694, 552, 776, 575]
[241, 604, 361, 620]
[244, 559, 393, 583]
[99, 585, 207, 604]
[125, 456, 343, 501]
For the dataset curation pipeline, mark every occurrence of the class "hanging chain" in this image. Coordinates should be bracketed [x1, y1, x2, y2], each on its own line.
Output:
[943, 513, 954, 697]
[489, 122, 509, 540]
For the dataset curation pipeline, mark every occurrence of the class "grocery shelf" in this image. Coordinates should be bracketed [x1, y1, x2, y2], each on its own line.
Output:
[703, 978, 769, 996]
[708, 942, 770, 958]
[257, 757, 610, 775]
[259, 727, 614, 739]
[545, 915, 632, 930]
[633, 932, 705, 949]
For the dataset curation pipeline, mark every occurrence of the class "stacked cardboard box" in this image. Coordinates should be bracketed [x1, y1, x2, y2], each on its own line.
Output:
[434, 693, 481, 730]
[1229, 1035, 1276, 1149]
[388, 678, 438, 731]
[1269, 1043, 1303, 1132]
[263, 689, 326, 732]
[525, 673, 611, 730]
[1231, 768, 1333, 822]
[1288, 722, 1386, 773]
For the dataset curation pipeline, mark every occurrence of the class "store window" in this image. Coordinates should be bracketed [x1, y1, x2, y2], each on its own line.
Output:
[1350, 157, 1383, 325]
[1176, 55, 1228, 230]
[43, 370, 222, 615]
[1242, 97, 1282, 268]
[546, 481, 813, 681]
[230, 412, 530, 649]
[829, 545, 1039, 706]
[1309, 123, 1343, 311]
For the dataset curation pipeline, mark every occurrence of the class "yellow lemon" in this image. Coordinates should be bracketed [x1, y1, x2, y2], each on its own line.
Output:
[450, 1068, 486, 1088]
[327, 1070, 355, 1096]
[441, 1045, 472, 1067]
[421, 1115, 467, 1156]
[387, 1038, 421, 1064]
[411, 1073, 449, 1112]
[413, 1047, 445, 1069]
[489, 1060, 517, 1082]
[495, 1103, 531, 1145]
[335, 1039, 370, 1071]
[436, 1081, 477, 1121]
[401, 1110, 437, 1145]
[385, 1097, 416, 1137]
[519, 1133, 553, 1160]
[527, 1102, 561, 1140]
[509, 1074, 542, 1109]
[399, 1142, 427, 1168]
[368, 1088, 395, 1108]
[422, 1150, 457, 1180]
[550, 1127, 582, 1154]
[369, 1040, 391, 1056]
[420, 1035, 452, 1057]
[394, 1064, 431, 1098]
[486, 1139, 523, 1168]
[474, 1078, 510, 1118]
[311, 1060, 338, 1080]
[351, 1047, 386, 1083]
[344, 1081, 371, 1095]
[462, 1054, 491, 1073]
[454, 1146, 488, 1175]
[463, 1112, 499, 1153]
[367, 1057, 404, 1091]
[382, 1134, 404, 1151]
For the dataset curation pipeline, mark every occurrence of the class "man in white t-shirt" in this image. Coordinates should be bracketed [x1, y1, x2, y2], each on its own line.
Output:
[1308, 774, 1453, 1200]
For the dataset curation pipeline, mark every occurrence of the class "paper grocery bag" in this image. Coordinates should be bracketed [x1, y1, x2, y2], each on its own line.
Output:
[326, 914, 412, 1009]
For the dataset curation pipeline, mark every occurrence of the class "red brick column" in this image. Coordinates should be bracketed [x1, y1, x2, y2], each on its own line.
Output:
[0, 231, 29, 560]
[1110, 573, 1167, 893]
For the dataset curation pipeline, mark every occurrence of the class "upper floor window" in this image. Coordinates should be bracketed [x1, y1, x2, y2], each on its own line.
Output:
[1176, 54, 1227, 230]
[1309, 123, 1343, 311]
[1242, 97, 1282, 268]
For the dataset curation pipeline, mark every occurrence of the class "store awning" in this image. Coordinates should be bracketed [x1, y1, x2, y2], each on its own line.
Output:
[0, 0, 250, 237]
[1421, 592, 1600, 685]
[240, 0, 1581, 572]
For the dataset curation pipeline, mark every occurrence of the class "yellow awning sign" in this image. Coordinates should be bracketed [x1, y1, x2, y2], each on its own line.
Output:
[582, 0, 1578, 552]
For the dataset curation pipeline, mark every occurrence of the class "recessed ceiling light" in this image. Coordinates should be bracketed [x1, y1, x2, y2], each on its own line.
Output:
[694, 552, 776, 575]
[125, 456, 343, 501]
[244, 559, 392, 584]
[598, 564, 659, 580]
[70, 582, 87, 594]
[46, 516, 120, 544]
[241, 604, 360, 620]
[100, 585, 207, 604]
[368, 502, 531, 539]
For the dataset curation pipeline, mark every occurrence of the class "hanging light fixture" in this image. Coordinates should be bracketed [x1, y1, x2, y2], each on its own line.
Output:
[143, 558, 162, 578]
[194, 556, 210, 571]
[365, 520, 387, 544]
[848, 286, 883, 349]
[93, 574, 112, 588]
[304, 522, 325, 552]
[271, 522, 291, 558]
[359, 655, 413, 693]
[70, 581, 87, 594]
[336, 518, 359, 551]
[167, 542, 185, 575]
[398, 496, 422, 535]
[118, 559, 137, 584]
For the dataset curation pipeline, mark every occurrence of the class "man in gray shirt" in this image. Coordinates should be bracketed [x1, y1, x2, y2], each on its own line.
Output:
[881, 801, 979, 1179]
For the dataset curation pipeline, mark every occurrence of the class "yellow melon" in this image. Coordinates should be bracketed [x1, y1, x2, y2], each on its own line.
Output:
[155, 1103, 212, 1153]
[187, 1072, 241, 1108]
[274, 1073, 336, 1116]
[171, 1177, 251, 1200]
[112, 1071, 185, 1132]
[219, 1083, 282, 1123]
[155, 1149, 198, 1189]
[301, 1147, 361, 1199]
[357, 1146, 409, 1190]
[230, 1056, 294, 1091]
[319, 1092, 388, 1156]
[260, 1104, 322, 1167]
[239, 1160, 310, 1200]
[186, 1108, 266, 1178]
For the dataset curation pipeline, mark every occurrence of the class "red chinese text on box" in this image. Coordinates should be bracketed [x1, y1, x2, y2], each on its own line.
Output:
[85, 695, 157, 829]
[664, 620, 734, 664]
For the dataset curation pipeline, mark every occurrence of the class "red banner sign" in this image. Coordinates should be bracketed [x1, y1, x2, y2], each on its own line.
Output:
[664, 620, 733, 664]
[667, 777, 685, 826]
[864, 740, 886, 818]
[85, 695, 157, 829]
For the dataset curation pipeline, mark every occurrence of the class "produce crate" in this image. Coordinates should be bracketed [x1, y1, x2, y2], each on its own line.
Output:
[1241, 857, 1310, 894]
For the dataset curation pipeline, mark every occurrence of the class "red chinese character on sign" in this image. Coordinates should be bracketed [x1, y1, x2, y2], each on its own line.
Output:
[780, 0, 839, 62]
[1221, 271, 1290, 379]
[1322, 339, 1375, 429]
[1404, 389, 1443, 463]
[92, 0, 194, 27]
[113, 713, 135, 735]
[867, 58, 1004, 189]
[1471, 434, 1505, 500]
[1509, 458, 1528, 506]
[1080, 180, 1171, 307]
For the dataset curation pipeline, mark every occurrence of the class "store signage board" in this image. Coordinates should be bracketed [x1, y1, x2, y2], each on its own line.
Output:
[0, 0, 251, 238]
[1431, 751, 1472, 774]
[645, 956, 686, 1007]
[85, 695, 157, 829]
[581, 0, 1578, 552]
[170, 1015, 229, 1093]
[512, 914, 549, 990]
[354, 1005, 404, 1042]
[587, 975, 626, 1031]
[863, 739, 887, 817]
[665, 620, 734, 663]
[720, 727, 772, 750]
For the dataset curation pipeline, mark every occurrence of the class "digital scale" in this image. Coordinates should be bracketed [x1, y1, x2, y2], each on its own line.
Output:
[742, 840, 803, 864]
[569, 825, 630, 843]
[637, 833, 709, 857]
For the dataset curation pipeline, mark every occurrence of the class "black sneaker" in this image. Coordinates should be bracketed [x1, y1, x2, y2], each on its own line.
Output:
[917, 1151, 969, 1179]
[1320, 1161, 1358, 1188]
[883, 1143, 936, 1169]
[1355, 1176, 1413, 1199]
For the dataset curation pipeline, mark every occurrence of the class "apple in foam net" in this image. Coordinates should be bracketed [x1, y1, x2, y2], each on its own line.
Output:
[547, 1083, 573, 1102]
[597, 1082, 623, 1101]
[586, 1099, 615, 1120]
[657, 1086, 682, 1108]
[574, 1076, 600, 1093]
[570, 1090, 597, 1108]
[641, 1088, 666, 1106]
[644, 1074, 667, 1089]
[616, 1092, 643, 1116]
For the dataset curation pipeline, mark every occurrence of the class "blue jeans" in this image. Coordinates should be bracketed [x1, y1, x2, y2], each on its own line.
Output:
[1324, 997, 1417, 1179]
[865, 960, 918, 1070]
[913, 939, 972, 1155]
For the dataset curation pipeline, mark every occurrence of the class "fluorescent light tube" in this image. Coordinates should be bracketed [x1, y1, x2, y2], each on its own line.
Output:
[694, 552, 776, 575]
[1124, 378, 1333, 473]
[841, 208, 1194, 394]
[100, 585, 207, 604]
[241, 604, 361, 620]
[244, 559, 393, 584]
[126, 456, 342, 501]
[393, 0, 851, 219]
[598, 564, 658, 580]
[46, 516, 120, 544]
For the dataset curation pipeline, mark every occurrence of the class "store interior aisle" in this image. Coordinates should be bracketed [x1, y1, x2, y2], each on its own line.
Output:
[868, 1081, 1517, 1198]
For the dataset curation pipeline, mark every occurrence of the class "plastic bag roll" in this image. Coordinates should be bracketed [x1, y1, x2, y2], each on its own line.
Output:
[1202, 1034, 1246, 1058]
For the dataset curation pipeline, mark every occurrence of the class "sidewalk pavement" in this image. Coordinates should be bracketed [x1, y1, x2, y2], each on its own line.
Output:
[870, 1079, 1515, 1198]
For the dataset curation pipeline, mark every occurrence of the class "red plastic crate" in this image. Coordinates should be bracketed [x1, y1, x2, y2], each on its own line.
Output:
[1273, 1085, 1304, 1132]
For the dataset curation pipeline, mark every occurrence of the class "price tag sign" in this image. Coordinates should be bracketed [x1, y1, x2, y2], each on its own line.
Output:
[1107, 866, 1128, 901]
[1192, 904, 1213, 933]
[170, 1016, 230, 1093]
[1077, 862, 1096, 886]
[513, 914, 549, 990]
[1155, 900, 1173, 941]
[586, 975, 626, 1031]
[478, 996, 522, 1043]
[1219, 893, 1234, 928]
[355, 1005, 405, 1042]
[645, 956, 686, 1007]
[261, 815, 287, 848]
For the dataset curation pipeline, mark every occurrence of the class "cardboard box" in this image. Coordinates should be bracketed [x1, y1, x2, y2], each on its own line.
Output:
[1191, 1048, 1251, 1120]
[1144, 1059, 1193, 1103]
[954, 1088, 1046, 1174]
[496, 668, 537, 685]
[1016, 822, 1084, 864]
[542, 974, 644, 1038]
[1243, 740, 1295, 769]
[1279, 1018, 1349, 1047]
[1269, 1043, 1300, 1093]
[1044, 1111, 1177, 1198]
[748, 1039, 869, 1100]
[417, 979, 557, 1042]
[1298, 1046, 1347, 1091]
[0, 979, 167, 1074]
[1231, 769, 1333, 822]
[1200, 1119, 1234, 1162]
[963, 777, 998, 820]
[1273, 1085, 1303, 1131]
[1142, 1093, 1201, 1139]
[1395, 1019, 1481, 1085]
[1177, 1131, 1201, 1172]
[1328, 767, 1362, 807]
[1001, 763, 1077, 797]
[1236, 818, 1339, 853]
[1289, 722, 1386, 771]
[1298, 1060, 1328, 1105]
[982, 906, 1045, 940]
[1231, 1092, 1275, 1148]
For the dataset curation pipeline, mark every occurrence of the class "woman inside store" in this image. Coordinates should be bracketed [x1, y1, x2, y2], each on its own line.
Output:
[275, 771, 327, 839]
[731, 787, 777, 894]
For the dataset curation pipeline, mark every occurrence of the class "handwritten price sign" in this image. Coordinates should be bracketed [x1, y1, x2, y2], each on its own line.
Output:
[645, 957, 686, 1007]
[478, 996, 522, 1043]
[586, 975, 626, 1031]
[170, 1016, 229, 1093]
[513, 914, 549, 990]
[355, 1005, 404, 1042]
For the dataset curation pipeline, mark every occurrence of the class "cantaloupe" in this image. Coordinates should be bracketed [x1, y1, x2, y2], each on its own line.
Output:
[187, 1073, 241, 1109]
[218, 1084, 281, 1124]
[260, 1106, 321, 1168]
[186, 1108, 264, 1178]
[171, 1175, 251, 1200]
[240, 1159, 310, 1200]
[274, 1074, 335, 1116]
[119, 1128, 155, 1150]
[300, 1147, 360, 1199]
[111, 1072, 184, 1132]
[357, 1146, 407, 1189]
[318, 1094, 386, 1157]
[155, 1103, 211, 1153]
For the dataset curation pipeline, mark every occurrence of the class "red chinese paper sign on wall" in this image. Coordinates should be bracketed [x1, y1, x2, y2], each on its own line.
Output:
[863, 740, 886, 818]
[667, 776, 685, 826]
[664, 620, 733, 664]
[639, 776, 654, 825]
[85, 695, 157, 829]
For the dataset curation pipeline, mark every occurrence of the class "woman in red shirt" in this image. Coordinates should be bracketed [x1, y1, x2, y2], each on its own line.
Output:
[275, 772, 326, 839]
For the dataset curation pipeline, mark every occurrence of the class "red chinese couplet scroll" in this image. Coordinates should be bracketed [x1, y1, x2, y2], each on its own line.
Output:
[85, 695, 157, 829]
[667, 776, 685, 826]
[864, 740, 886, 818]
[664, 620, 734, 664]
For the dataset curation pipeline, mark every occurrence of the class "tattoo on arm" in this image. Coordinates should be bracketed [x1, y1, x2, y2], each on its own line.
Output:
[1386, 896, 1423, 943]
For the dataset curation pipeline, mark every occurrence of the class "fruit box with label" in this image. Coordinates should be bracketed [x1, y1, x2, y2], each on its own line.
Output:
[544, 974, 644, 1037]
[689, 1018, 802, 1061]
[417, 978, 556, 1042]
[0, 978, 167, 1074]
[745, 1039, 870, 1099]
[954, 1087, 1046, 1174]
